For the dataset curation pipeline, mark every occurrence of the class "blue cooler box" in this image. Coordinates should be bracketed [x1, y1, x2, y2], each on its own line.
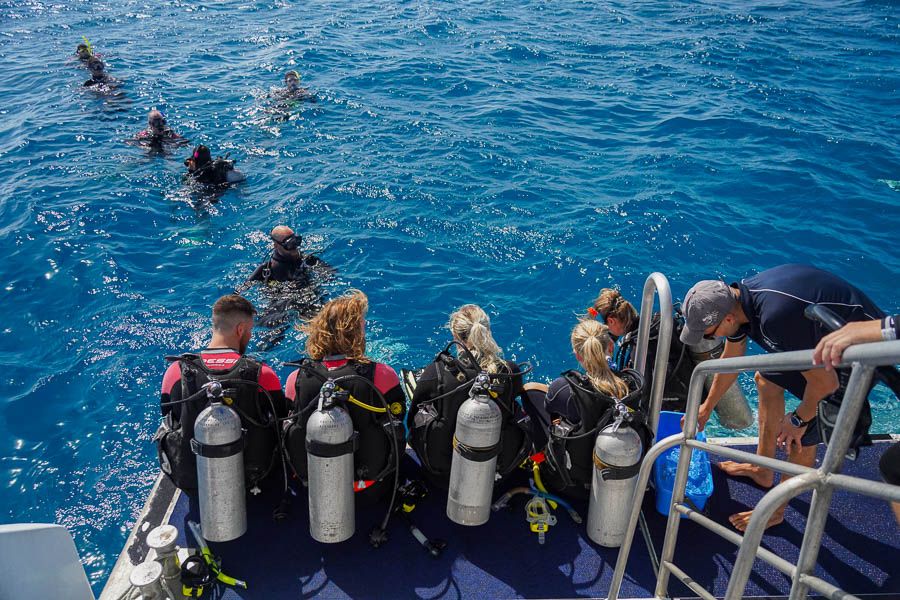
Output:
[653, 411, 714, 516]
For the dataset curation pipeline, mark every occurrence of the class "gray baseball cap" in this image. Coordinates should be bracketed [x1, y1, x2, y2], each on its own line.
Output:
[680, 280, 736, 346]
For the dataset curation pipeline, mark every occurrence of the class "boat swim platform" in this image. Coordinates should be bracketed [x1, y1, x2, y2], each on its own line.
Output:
[102, 438, 900, 599]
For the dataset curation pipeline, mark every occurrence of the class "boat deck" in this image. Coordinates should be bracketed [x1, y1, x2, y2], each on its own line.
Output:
[104, 439, 900, 599]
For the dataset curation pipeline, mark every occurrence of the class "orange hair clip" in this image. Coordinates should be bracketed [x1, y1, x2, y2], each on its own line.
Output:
[587, 307, 599, 318]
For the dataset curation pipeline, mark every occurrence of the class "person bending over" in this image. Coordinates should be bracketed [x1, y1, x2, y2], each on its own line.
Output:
[283, 290, 406, 503]
[680, 264, 885, 531]
[407, 304, 532, 489]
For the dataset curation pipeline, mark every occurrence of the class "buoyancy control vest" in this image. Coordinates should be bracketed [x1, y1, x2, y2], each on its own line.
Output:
[191, 157, 236, 185]
[541, 368, 650, 499]
[407, 343, 532, 486]
[615, 311, 694, 413]
[154, 353, 278, 492]
[284, 358, 406, 500]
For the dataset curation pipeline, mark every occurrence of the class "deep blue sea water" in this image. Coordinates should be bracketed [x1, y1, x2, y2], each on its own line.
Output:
[1, 0, 898, 590]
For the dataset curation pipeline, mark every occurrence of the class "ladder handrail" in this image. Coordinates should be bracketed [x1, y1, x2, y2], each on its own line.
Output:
[633, 272, 674, 436]
[607, 339, 900, 600]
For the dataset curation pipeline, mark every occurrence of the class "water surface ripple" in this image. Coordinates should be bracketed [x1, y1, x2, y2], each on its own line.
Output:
[0, 0, 898, 589]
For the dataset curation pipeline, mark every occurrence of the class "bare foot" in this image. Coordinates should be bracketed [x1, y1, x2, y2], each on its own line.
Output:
[729, 508, 784, 532]
[718, 461, 774, 488]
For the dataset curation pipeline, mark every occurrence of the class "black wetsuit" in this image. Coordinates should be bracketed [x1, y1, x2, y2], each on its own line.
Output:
[190, 159, 235, 185]
[247, 253, 323, 285]
[84, 74, 113, 87]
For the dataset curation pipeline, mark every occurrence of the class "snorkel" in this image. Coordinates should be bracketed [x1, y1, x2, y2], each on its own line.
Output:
[76, 36, 93, 61]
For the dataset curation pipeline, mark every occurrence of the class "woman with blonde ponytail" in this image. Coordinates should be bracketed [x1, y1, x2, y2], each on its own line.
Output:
[407, 304, 532, 488]
[522, 319, 644, 498]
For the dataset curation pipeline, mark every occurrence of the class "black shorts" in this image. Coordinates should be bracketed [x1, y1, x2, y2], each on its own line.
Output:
[759, 368, 875, 449]
[880, 442, 900, 486]
[758, 370, 822, 447]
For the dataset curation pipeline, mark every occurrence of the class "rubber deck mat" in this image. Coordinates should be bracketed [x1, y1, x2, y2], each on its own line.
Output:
[164, 442, 899, 599]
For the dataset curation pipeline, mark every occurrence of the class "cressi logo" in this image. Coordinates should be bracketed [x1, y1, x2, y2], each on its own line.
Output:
[204, 357, 238, 366]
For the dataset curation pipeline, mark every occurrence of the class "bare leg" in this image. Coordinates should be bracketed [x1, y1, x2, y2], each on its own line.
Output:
[719, 371, 783, 488]
[729, 444, 816, 531]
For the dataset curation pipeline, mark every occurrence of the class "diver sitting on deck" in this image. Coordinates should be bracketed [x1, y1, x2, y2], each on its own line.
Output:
[522, 319, 646, 499]
[155, 295, 288, 493]
[813, 314, 900, 525]
[589, 288, 752, 428]
[680, 264, 886, 531]
[283, 290, 406, 504]
[406, 304, 532, 489]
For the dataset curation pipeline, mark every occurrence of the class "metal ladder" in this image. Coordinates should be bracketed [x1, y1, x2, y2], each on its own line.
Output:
[608, 337, 900, 600]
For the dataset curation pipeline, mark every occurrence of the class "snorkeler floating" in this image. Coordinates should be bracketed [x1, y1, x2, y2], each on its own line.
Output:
[271, 69, 315, 102]
[133, 109, 188, 149]
[184, 144, 246, 186]
[83, 57, 118, 89]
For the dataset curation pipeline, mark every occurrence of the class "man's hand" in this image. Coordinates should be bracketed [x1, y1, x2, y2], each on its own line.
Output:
[813, 320, 881, 371]
[681, 402, 713, 432]
[776, 414, 807, 454]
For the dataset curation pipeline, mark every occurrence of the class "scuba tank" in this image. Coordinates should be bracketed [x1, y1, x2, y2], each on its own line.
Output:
[688, 337, 753, 430]
[191, 381, 247, 542]
[306, 379, 356, 543]
[446, 372, 502, 526]
[587, 402, 643, 547]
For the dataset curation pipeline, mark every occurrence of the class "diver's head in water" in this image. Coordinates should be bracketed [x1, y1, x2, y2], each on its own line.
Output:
[147, 109, 167, 134]
[76, 43, 92, 61]
[184, 144, 211, 172]
[271, 225, 301, 260]
[284, 70, 301, 92]
[87, 57, 105, 78]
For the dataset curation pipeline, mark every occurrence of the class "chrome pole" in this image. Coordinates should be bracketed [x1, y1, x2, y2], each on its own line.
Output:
[634, 272, 674, 435]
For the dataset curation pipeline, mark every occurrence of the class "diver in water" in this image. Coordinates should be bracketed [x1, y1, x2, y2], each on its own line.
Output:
[237, 226, 332, 348]
[133, 109, 188, 149]
[272, 70, 314, 101]
[184, 144, 246, 186]
[241, 226, 328, 289]
[75, 42, 93, 62]
[83, 57, 117, 88]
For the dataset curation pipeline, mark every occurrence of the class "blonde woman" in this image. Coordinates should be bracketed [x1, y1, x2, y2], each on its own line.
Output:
[283, 290, 406, 503]
[407, 304, 532, 488]
[526, 319, 643, 498]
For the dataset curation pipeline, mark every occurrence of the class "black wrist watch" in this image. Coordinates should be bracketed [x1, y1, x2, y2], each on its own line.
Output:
[790, 410, 814, 428]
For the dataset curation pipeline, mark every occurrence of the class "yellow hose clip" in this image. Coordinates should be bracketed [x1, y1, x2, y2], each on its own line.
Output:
[347, 393, 386, 413]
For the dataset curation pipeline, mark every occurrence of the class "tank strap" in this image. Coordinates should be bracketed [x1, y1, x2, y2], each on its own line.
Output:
[190, 436, 244, 459]
[592, 451, 641, 481]
[452, 435, 501, 463]
[306, 432, 359, 458]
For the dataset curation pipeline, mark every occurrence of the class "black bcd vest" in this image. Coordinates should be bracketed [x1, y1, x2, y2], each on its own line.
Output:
[542, 368, 649, 499]
[407, 344, 532, 487]
[154, 353, 278, 492]
[284, 359, 406, 502]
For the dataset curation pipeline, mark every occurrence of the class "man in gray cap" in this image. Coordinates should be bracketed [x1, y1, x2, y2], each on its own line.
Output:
[680, 264, 884, 531]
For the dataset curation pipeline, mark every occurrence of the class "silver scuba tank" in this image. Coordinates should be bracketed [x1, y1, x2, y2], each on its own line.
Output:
[447, 372, 502, 526]
[192, 381, 247, 542]
[306, 380, 356, 543]
[688, 337, 753, 430]
[587, 407, 643, 548]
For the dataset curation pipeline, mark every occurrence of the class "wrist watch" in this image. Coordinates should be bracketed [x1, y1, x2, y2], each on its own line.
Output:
[790, 410, 814, 428]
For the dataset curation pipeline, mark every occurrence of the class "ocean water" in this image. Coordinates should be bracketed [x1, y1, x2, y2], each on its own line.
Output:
[0, 0, 898, 590]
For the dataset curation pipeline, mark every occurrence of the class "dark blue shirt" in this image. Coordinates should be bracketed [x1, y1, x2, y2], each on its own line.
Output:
[728, 264, 885, 353]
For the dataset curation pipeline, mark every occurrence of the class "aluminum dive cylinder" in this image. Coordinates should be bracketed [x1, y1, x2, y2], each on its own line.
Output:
[191, 381, 246, 542]
[688, 337, 753, 430]
[587, 415, 643, 548]
[447, 372, 503, 526]
[306, 380, 355, 543]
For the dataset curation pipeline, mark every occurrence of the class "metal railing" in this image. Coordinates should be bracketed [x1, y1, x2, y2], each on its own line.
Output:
[633, 272, 674, 435]
[608, 339, 900, 600]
